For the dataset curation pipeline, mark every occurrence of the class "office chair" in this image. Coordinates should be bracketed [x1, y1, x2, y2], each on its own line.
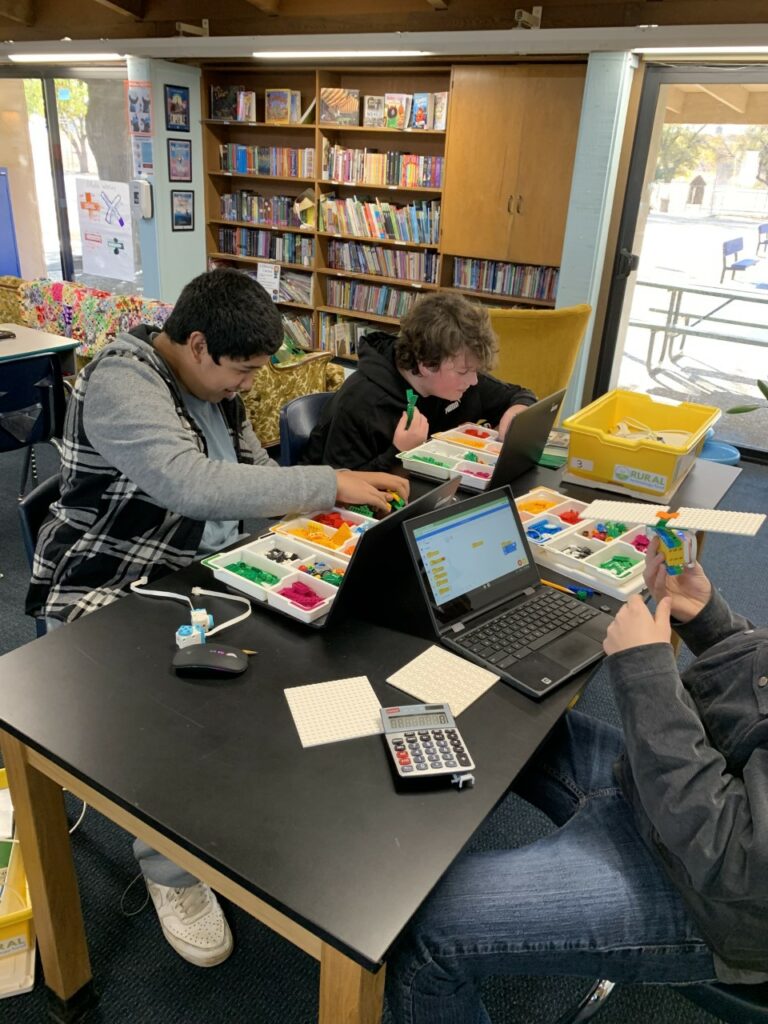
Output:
[557, 978, 768, 1024]
[488, 304, 591, 401]
[721, 237, 759, 283]
[17, 473, 61, 637]
[0, 351, 66, 496]
[278, 391, 336, 466]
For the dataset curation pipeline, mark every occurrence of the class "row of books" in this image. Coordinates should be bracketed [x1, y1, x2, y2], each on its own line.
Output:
[281, 312, 314, 351]
[327, 239, 438, 284]
[319, 195, 440, 245]
[320, 88, 449, 131]
[318, 314, 385, 358]
[452, 258, 560, 302]
[321, 143, 443, 189]
[219, 192, 302, 229]
[216, 226, 314, 266]
[275, 268, 313, 305]
[210, 85, 316, 124]
[326, 279, 419, 319]
[218, 144, 315, 179]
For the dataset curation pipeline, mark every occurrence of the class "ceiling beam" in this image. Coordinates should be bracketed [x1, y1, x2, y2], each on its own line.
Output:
[90, 0, 144, 16]
[698, 83, 749, 115]
[243, 0, 281, 13]
[0, 0, 34, 25]
[664, 86, 684, 115]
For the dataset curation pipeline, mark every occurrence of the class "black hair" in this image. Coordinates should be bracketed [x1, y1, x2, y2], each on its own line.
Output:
[163, 268, 283, 362]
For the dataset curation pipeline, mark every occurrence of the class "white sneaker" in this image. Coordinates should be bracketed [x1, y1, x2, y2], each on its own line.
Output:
[145, 879, 233, 967]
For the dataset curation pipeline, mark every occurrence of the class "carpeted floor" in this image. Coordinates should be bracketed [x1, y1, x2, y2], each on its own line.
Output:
[3, 444, 763, 1022]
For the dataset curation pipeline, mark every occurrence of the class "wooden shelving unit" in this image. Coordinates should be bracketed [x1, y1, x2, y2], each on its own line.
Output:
[201, 62, 586, 360]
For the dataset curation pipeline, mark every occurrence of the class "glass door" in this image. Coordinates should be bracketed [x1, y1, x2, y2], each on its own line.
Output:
[597, 64, 768, 457]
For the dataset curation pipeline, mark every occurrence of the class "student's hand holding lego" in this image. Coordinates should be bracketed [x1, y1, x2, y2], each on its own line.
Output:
[393, 408, 429, 452]
[496, 404, 530, 440]
[603, 593, 672, 655]
[643, 536, 712, 624]
[335, 471, 410, 513]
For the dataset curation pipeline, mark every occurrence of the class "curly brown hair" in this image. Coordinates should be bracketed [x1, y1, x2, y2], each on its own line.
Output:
[394, 293, 498, 374]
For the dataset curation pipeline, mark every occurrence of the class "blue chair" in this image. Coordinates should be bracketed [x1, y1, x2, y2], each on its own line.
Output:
[278, 392, 335, 466]
[757, 223, 768, 256]
[0, 351, 66, 496]
[17, 473, 61, 637]
[721, 237, 759, 282]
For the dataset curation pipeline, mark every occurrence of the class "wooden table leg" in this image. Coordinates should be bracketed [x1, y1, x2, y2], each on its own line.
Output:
[0, 730, 96, 1018]
[319, 943, 385, 1024]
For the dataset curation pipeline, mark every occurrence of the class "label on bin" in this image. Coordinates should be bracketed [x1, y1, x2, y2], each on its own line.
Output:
[613, 464, 668, 492]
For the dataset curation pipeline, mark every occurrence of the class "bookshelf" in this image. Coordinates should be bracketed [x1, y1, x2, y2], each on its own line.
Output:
[201, 63, 586, 360]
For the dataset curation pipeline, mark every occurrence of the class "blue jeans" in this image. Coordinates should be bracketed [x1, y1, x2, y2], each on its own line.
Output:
[385, 710, 717, 1024]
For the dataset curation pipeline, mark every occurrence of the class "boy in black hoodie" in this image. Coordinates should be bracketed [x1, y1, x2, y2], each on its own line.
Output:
[302, 293, 536, 471]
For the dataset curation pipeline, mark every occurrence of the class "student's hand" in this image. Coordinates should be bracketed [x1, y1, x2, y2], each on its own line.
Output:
[643, 536, 712, 624]
[393, 409, 429, 452]
[603, 593, 672, 655]
[496, 404, 530, 440]
[335, 471, 410, 514]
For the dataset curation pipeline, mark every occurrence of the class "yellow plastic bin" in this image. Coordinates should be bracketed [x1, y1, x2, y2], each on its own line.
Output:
[0, 769, 35, 998]
[562, 390, 721, 499]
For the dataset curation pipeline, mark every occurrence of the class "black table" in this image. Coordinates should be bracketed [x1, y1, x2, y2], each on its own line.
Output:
[0, 556, 605, 1023]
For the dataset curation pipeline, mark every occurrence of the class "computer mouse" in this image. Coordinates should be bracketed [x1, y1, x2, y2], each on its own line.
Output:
[172, 643, 249, 678]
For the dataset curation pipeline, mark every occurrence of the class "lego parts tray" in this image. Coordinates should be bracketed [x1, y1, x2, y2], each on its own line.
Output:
[203, 506, 377, 624]
[515, 486, 649, 601]
[398, 422, 502, 491]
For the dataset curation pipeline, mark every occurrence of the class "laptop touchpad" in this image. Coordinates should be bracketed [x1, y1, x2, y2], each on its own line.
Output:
[544, 631, 604, 670]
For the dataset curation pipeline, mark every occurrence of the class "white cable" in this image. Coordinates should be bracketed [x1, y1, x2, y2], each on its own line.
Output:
[191, 587, 252, 636]
[69, 800, 88, 835]
[130, 576, 193, 610]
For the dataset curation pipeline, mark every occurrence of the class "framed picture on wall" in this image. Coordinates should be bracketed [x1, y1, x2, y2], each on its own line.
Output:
[167, 139, 192, 182]
[164, 84, 190, 132]
[170, 189, 194, 231]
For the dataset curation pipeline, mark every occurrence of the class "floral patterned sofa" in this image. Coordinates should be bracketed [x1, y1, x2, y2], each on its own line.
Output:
[0, 276, 342, 448]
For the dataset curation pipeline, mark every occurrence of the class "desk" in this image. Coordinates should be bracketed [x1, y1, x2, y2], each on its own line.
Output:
[0, 557, 599, 1023]
[629, 280, 768, 373]
[0, 323, 78, 376]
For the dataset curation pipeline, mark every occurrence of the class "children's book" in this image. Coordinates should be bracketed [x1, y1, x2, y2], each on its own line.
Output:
[289, 91, 302, 123]
[410, 92, 434, 129]
[236, 90, 256, 122]
[210, 84, 242, 120]
[320, 87, 360, 125]
[265, 88, 292, 124]
[384, 93, 411, 130]
[362, 95, 386, 128]
[433, 91, 449, 131]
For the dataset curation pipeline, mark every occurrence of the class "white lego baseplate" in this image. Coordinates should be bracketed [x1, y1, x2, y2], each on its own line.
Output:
[583, 500, 765, 536]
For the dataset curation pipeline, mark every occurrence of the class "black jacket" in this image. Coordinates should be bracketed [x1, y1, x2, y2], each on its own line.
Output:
[302, 331, 537, 471]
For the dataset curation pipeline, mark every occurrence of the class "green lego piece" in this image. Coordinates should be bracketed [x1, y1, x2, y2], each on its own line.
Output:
[405, 388, 418, 428]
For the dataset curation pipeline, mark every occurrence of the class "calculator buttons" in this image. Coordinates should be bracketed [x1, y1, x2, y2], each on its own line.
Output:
[384, 714, 475, 778]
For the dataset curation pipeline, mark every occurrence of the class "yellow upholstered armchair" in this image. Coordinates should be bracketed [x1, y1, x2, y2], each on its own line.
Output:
[488, 303, 592, 400]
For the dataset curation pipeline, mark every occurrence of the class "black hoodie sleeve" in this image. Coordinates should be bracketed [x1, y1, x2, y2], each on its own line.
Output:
[474, 374, 537, 426]
[312, 383, 402, 471]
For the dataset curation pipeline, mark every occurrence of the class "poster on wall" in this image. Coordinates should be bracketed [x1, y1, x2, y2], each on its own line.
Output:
[131, 136, 154, 178]
[167, 139, 191, 182]
[164, 84, 190, 132]
[76, 177, 134, 281]
[125, 81, 152, 135]
[170, 189, 194, 231]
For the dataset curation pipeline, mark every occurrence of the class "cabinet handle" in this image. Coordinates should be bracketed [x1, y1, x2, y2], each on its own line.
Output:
[507, 194, 515, 215]
[516, 195, 524, 214]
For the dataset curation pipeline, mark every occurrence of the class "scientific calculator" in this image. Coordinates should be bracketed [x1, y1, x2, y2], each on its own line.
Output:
[380, 703, 475, 783]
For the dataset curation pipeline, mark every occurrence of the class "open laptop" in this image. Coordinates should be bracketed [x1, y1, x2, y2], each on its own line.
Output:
[402, 486, 613, 699]
[484, 389, 566, 489]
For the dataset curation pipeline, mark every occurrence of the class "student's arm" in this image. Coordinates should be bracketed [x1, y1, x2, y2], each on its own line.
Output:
[316, 387, 401, 471]
[476, 373, 537, 428]
[609, 638, 768, 900]
[83, 355, 337, 519]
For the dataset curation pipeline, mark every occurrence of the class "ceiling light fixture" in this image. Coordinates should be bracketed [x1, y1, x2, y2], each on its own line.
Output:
[252, 49, 433, 59]
[8, 52, 125, 62]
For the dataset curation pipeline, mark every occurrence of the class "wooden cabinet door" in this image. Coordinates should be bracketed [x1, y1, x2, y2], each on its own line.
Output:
[508, 65, 586, 266]
[440, 66, 527, 260]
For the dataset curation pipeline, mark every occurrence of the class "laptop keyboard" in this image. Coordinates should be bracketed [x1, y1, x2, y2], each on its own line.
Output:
[455, 589, 600, 671]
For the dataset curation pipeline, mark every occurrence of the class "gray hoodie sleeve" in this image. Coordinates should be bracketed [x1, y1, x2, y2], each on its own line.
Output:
[83, 354, 338, 520]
